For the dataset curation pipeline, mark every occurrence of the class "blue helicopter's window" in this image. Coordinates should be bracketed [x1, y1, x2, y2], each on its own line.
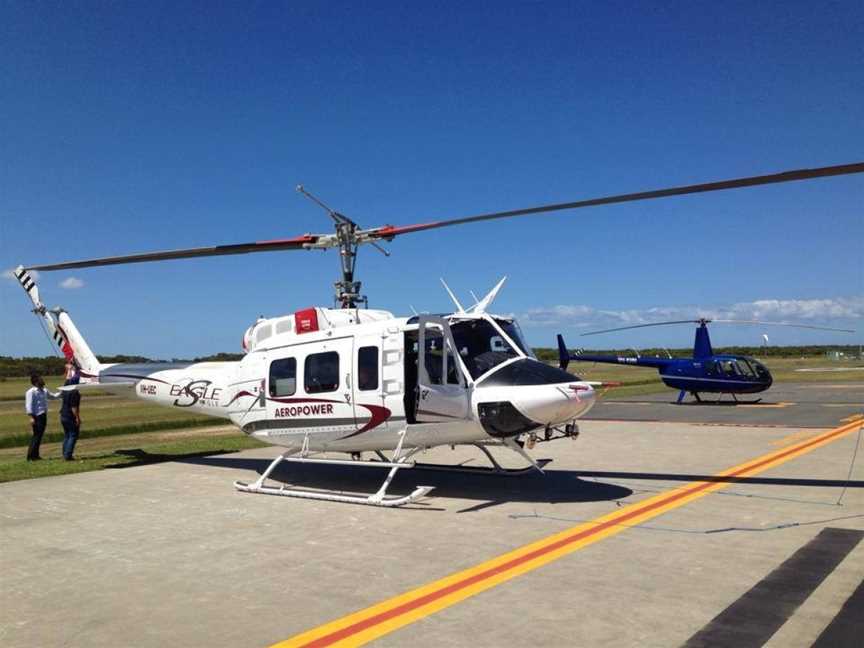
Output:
[305, 352, 339, 393]
[269, 358, 297, 397]
[358, 346, 378, 391]
[719, 360, 739, 377]
[735, 360, 755, 377]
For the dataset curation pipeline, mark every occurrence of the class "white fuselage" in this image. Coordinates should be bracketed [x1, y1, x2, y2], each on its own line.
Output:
[95, 308, 596, 453]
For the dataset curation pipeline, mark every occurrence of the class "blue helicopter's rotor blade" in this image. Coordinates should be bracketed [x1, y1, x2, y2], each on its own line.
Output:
[711, 319, 855, 333]
[580, 320, 704, 336]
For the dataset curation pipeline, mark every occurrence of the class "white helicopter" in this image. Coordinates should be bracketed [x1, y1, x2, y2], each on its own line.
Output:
[15, 162, 864, 507]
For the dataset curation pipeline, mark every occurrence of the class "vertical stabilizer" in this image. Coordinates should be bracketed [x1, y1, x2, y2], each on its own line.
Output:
[15, 265, 101, 377]
[693, 322, 714, 360]
[56, 311, 100, 377]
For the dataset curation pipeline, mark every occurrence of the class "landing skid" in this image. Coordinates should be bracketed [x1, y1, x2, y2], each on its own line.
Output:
[234, 441, 434, 507]
[235, 437, 550, 507]
[677, 391, 763, 406]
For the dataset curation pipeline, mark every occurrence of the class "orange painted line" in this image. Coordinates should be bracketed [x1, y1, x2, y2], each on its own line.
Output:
[273, 419, 863, 648]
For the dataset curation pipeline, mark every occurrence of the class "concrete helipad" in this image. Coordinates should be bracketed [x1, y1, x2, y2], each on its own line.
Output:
[586, 381, 864, 428]
[1, 386, 862, 647]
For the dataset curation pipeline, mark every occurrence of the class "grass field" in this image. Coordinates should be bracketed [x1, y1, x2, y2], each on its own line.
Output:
[0, 356, 860, 484]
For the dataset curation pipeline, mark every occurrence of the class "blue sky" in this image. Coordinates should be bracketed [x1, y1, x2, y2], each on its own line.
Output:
[1, 1, 862, 358]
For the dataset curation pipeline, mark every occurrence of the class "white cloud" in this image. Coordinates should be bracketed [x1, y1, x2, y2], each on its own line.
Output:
[2, 267, 40, 281]
[60, 277, 85, 289]
[520, 296, 864, 329]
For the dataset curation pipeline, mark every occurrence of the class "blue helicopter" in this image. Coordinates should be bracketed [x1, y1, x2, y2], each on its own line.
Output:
[557, 319, 854, 404]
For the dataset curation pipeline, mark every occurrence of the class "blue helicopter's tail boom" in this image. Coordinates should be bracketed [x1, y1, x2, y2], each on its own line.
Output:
[556, 334, 672, 370]
[570, 353, 672, 370]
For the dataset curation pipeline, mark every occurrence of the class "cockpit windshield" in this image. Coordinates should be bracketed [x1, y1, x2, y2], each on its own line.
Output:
[735, 359, 756, 377]
[450, 318, 526, 379]
[497, 318, 534, 358]
[712, 357, 769, 381]
[745, 357, 771, 380]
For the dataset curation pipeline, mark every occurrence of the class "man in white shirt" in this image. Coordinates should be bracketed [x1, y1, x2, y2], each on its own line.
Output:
[24, 374, 59, 461]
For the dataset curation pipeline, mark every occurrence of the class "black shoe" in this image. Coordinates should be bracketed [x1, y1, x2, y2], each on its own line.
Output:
[64, 456, 75, 461]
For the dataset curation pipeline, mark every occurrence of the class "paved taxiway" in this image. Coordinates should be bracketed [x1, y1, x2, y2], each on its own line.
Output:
[1, 384, 862, 647]
[586, 382, 864, 428]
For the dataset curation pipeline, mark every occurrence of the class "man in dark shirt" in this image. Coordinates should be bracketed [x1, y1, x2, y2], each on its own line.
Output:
[60, 365, 82, 461]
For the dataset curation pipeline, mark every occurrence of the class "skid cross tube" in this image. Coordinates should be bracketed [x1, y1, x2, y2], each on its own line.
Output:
[233, 449, 434, 507]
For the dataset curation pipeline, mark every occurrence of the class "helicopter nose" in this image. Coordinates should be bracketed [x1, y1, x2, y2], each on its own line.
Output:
[512, 382, 596, 425]
[475, 382, 596, 438]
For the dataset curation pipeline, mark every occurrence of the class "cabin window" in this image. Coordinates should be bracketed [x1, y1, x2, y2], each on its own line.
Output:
[423, 329, 445, 385]
[719, 360, 738, 377]
[358, 346, 378, 391]
[269, 358, 297, 396]
[305, 351, 339, 393]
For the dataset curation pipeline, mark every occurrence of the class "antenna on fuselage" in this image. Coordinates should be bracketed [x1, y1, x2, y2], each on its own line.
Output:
[472, 276, 507, 314]
[440, 278, 465, 313]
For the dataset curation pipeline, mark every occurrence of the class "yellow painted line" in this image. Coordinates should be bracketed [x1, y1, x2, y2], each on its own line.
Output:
[771, 429, 818, 447]
[736, 401, 792, 409]
[273, 419, 864, 648]
[841, 414, 864, 423]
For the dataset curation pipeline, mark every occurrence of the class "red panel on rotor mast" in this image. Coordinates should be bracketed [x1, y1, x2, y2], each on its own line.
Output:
[295, 308, 319, 334]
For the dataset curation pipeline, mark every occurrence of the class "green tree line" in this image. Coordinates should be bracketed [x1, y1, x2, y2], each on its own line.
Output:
[0, 353, 244, 379]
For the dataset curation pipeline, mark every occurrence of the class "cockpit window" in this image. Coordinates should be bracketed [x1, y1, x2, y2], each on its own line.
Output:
[495, 319, 534, 357]
[734, 359, 755, 377]
[450, 319, 521, 379]
[718, 360, 738, 377]
[745, 357, 770, 379]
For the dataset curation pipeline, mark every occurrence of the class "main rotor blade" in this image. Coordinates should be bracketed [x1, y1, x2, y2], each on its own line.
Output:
[581, 318, 856, 337]
[711, 319, 855, 333]
[365, 162, 864, 239]
[580, 320, 701, 336]
[26, 235, 320, 271]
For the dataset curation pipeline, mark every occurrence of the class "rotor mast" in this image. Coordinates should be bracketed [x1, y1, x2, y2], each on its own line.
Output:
[297, 185, 367, 309]
[334, 218, 364, 309]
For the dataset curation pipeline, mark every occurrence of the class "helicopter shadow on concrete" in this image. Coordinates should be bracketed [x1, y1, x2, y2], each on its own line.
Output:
[164, 453, 633, 510]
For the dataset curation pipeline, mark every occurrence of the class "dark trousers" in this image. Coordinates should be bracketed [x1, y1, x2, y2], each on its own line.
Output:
[27, 413, 47, 460]
[61, 418, 80, 459]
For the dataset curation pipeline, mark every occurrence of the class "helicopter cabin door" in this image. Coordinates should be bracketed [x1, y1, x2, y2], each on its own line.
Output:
[415, 316, 470, 423]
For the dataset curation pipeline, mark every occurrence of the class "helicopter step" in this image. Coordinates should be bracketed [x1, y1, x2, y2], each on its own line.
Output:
[374, 440, 552, 476]
[234, 447, 435, 507]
